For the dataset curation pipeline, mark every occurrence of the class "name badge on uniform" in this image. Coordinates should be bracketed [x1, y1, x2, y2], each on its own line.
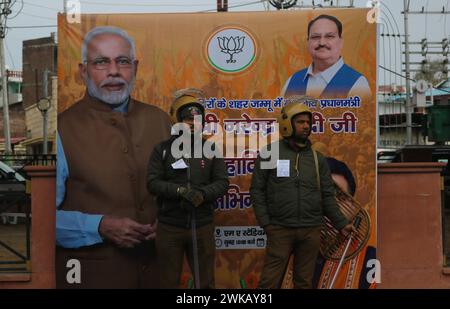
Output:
[172, 159, 188, 169]
[276, 160, 290, 177]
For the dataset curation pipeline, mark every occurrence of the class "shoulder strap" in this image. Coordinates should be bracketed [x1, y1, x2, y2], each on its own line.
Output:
[161, 139, 173, 163]
[312, 149, 320, 191]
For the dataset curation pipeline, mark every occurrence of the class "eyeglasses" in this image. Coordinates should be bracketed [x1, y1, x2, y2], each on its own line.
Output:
[85, 56, 135, 70]
[308, 33, 339, 42]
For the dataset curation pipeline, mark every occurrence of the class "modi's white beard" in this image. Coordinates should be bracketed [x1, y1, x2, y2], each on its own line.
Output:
[86, 76, 135, 105]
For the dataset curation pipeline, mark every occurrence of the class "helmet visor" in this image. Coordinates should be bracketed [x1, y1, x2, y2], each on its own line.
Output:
[178, 105, 203, 121]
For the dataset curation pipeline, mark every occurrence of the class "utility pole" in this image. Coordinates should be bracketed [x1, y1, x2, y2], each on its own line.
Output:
[42, 70, 49, 154]
[403, 0, 412, 145]
[401, 3, 450, 146]
[0, 0, 12, 154]
[37, 70, 52, 155]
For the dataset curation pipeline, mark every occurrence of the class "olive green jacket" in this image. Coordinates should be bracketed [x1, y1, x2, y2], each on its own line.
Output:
[250, 138, 348, 230]
[147, 136, 229, 228]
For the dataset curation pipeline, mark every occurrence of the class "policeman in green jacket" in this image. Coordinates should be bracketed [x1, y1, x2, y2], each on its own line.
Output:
[250, 98, 353, 289]
[147, 92, 229, 288]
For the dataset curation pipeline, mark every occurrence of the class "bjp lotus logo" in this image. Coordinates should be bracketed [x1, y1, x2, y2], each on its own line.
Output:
[206, 26, 257, 73]
[217, 36, 245, 64]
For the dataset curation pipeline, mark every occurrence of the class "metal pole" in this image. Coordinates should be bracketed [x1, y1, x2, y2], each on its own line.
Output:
[376, 21, 380, 148]
[42, 70, 49, 154]
[328, 216, 362, 289]
[0, 51, 11, 153]
[186, 157, 200, 289]
[328, 233, 354, 289]
[0, 12, 11, 154]
[42, 110, 48, 154]
[403, 0, 412, 144]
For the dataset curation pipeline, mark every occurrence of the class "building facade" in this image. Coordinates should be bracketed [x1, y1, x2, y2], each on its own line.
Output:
[21, 34, 57, 154]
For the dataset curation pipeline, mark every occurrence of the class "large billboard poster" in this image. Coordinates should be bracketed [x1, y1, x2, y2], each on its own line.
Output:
[58, 9, 376, 289]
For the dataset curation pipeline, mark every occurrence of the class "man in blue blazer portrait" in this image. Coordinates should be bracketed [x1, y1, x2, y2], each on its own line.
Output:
[282, 14, 371, 99]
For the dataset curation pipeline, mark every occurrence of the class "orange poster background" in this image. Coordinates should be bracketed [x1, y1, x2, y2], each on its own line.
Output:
[58, 9, 376, 289]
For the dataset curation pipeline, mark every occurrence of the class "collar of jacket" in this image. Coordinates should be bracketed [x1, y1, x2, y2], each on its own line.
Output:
[285, 137, 312, 153]
[82, 92, 134, 114]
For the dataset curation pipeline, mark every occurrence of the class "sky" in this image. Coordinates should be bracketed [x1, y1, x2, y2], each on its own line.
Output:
[3, 0, 450, 86]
